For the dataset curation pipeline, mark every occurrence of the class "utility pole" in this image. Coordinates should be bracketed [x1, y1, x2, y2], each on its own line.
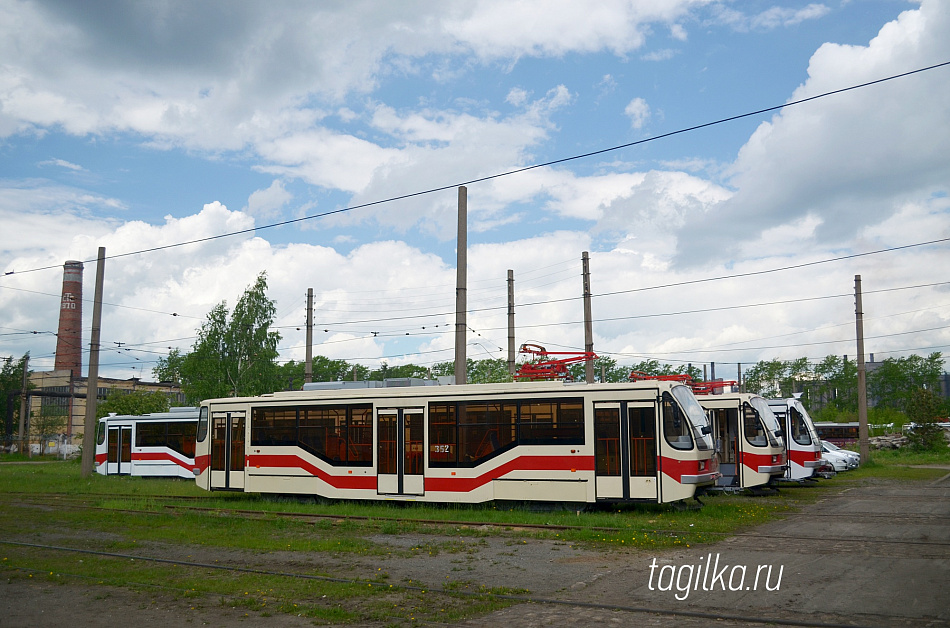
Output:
[454, 186, 467, 385]
[507, 270, 516, 376]
[81, 247, 105, 478]
[582, 251, 594, 384]
[855, 275, 870, 461]
[305, 288, 313, 385]
[17, 355, 28, 455]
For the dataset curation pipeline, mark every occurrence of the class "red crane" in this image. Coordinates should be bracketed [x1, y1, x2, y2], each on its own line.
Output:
[515, 343, 598, 381]
[628, 370, 737, 394]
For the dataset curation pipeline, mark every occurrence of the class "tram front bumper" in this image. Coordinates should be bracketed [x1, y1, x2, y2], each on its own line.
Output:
[757, 464, 786, 474]
[680, 471, 721, 485]
[803, 459, 821, 469]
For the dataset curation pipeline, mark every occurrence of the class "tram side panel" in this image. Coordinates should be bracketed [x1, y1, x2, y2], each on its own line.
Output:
[699, 394, 785, 490]
[767, 398, 822, 481]
[196, 382, 718, 505]
[657, 391, 718, 502]
[96, 413, 198, 479]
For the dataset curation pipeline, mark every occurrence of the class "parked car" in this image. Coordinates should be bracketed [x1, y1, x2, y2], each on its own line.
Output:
[820, 444, 852, 471]
[822, 440, 859, 469]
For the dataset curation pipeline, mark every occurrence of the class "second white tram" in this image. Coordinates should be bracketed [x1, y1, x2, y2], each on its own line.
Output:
[767, 398, 823, 481]
[697, 393, 786, 490]
[194, 380, 719, 505]
[94, 407, 199, 478]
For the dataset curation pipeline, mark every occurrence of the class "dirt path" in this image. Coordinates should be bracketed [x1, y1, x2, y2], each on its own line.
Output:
[4, 474, 949, 627]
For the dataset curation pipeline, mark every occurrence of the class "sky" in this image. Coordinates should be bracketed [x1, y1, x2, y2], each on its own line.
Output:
[1, 0, 948, 382]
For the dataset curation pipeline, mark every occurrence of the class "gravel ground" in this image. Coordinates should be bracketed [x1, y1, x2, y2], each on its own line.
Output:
[3, 471, 949, 627]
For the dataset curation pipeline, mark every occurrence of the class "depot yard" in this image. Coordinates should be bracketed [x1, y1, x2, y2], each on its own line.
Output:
[1, 455, 948, 627]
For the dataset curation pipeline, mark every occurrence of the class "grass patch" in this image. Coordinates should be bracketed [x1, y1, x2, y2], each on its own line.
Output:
[1, 455, 943, 624]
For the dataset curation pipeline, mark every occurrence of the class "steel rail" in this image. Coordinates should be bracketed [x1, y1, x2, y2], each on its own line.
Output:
[1, 539, 877, 628]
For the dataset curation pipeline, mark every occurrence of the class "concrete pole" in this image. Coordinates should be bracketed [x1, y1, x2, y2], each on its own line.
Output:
[17, 355, 28, 454]
[305, 288, 313, 385]
[855, 275, 870, 461]
[582, 252, 594, 384]
[454, 186, 467, 385]
[81, 247, 106, 477]
[507, 270, 516, 376]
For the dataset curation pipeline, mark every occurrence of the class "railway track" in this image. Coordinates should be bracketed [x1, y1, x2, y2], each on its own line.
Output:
[5, 494, 950, 551]
[4, 477, 948, 628]
[0, 539, 875, 628]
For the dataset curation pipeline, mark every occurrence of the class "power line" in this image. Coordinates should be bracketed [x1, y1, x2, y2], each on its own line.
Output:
[3, 61, 948, 279]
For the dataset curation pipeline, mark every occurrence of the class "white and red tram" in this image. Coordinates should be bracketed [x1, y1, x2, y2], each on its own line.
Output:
[95, 407, 199, 478]
[193, 380, 719, 505]
[696, 392, 786, 490]
[767, 397, 823, 481]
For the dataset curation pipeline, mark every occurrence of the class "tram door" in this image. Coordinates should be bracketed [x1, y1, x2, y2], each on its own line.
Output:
[377, 408, 425, 496]
[594, 402, 658, 500]
[712, 408, 740, 487]
[210, 411, 245, 490]
[106, 426, 132, 475]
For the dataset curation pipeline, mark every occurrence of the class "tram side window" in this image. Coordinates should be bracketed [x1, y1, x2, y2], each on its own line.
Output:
[251, 408, 297, 446]
[789, 408, 812, 445]
[299, 406, 344, 460]
[136, 422, 167, 447]
[742, 404, 768, 447]
[520, 401, 583, 444]
[96, 420, 106, 446]
[428, 403, 457, 465]
[348, 406, 373, 465]
[168, 421, 198, 457]
[662, 392, 694, 450]
[459, 402, 516, 464]
[594, 408, 621, 476]
[197, 407, 209, 442]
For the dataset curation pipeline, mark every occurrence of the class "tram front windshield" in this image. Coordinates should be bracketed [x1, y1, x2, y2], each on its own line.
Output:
[671, 385, 714, 450]
[750, 396, 784, 447]
[791, 401, 820, 445]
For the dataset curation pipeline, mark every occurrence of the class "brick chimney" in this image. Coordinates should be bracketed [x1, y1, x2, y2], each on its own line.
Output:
[54, 260, 84, 376]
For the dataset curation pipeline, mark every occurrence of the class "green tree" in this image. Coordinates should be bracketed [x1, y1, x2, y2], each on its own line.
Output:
[432, 359, 514, 384]
[812, 355, 858, 414]
[95, 388, 171, 419]
[152, 348, 185, 383]
[176, 272, 282, 403]
[744, 358, 812, 398]
[904, 387, 948, 451]
[277, 356, 362, 390]
[467, 358, 513, 384]
[31, 403, 68, 454]
[1, 353, 30, 445]
[868, 353, 944, 413]
[367, 361, 431, 381]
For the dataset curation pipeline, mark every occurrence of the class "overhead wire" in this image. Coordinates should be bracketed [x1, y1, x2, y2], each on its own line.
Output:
[2, 61, 948, 279]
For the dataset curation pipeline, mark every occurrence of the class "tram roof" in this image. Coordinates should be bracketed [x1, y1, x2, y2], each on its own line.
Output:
[203, 379, 691, 405]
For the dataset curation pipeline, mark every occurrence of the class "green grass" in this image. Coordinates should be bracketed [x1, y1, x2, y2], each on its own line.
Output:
[1, 453, 944, 624]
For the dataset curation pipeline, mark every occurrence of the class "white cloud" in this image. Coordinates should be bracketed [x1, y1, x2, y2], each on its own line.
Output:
[714, 3, 831, 32]
[38, 158, 85, 171]
[751, 4, 831, 30]
[675, 0, 950, 266]
[244, 180, 292, 219]
[624, 97, 651, 129]
[506, 87, 529, 106]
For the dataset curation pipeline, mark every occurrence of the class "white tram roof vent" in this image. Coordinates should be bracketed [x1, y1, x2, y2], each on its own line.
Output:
[302, 378, 442, 391]
[302, 380, 383, 391]
[383, 377, 441, 388]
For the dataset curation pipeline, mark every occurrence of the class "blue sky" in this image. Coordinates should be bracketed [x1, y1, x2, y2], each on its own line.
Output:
[1, 0, 948, 380]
